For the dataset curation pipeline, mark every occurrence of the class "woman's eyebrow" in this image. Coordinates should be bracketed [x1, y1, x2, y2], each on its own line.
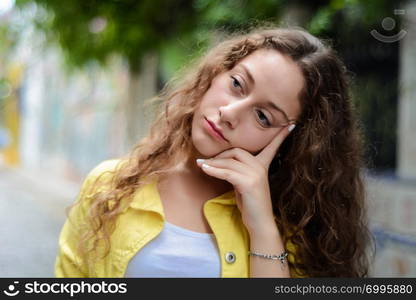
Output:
[238, 64, 291, 123]
[265, 101, 291, 123]
[238, 64, 255, 86]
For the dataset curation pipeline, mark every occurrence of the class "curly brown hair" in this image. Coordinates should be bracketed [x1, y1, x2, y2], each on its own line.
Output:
[76, 26, 373, 277]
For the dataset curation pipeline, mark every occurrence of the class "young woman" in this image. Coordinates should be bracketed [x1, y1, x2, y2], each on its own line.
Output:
[55, 27, 372, 278]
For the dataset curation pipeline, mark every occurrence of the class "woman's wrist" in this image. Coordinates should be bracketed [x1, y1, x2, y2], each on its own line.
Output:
[248, 218, 290, 277]
[247, 218, 281, 239]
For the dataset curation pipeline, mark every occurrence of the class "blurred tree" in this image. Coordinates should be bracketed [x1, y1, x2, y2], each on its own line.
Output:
[15, 0, 202, 71]
[13, 0, 291, 73]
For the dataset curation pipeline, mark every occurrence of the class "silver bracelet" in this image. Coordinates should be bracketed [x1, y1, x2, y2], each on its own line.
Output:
[248, 250, 288, 264]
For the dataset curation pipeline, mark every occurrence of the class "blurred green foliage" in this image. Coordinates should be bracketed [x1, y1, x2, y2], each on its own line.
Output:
[14, 0, 289, 74]
[15, 0, 208, 72]
[14, 0, 403, 75]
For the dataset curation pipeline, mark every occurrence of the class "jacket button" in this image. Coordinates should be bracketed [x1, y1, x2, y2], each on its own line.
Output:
[225, 252, 236, 264]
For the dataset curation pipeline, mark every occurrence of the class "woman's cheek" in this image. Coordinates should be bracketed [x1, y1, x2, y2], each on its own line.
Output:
[235, 133, 271, 153]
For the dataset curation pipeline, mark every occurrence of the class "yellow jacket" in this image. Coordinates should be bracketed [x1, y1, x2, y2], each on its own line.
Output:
[55, 160, 300, 277]
[55, 159, 297, 277]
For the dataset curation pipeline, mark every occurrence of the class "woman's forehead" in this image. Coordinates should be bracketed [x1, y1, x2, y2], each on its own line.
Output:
[232, 49, 304, 120]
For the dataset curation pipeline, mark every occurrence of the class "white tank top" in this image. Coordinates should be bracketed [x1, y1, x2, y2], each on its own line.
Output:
[124, 221, 221, 277]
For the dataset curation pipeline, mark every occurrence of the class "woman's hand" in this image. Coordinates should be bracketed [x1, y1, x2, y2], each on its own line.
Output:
[196, 125, 294, 234]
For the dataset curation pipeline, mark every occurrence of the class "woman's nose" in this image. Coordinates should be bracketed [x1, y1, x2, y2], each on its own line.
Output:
[218, 100, 246, 129]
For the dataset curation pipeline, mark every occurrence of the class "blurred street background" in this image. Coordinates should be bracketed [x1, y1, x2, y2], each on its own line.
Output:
[1, 0, 416, 277]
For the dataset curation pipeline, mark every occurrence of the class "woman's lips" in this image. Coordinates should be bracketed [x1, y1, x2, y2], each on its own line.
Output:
[204, 117, 228, 142]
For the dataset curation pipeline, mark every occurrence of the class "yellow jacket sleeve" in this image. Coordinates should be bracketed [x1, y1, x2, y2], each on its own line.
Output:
[54, 159, 119, 277]
[54, 177, 93, 277]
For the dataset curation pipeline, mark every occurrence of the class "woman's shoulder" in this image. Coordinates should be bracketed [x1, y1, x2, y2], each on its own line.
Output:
[79, 159, 126, 195]
[87, 159, 124, 178]
[85, 158, 125, 181]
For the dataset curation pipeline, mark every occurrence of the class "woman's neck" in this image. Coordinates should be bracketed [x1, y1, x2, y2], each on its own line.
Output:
[157, 147, 234, 203]
[178, 157, 233, 196]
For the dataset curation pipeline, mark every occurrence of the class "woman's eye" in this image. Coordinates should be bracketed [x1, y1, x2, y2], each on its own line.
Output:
[231, 76, 242, 90]
[256, 110, 271, 127]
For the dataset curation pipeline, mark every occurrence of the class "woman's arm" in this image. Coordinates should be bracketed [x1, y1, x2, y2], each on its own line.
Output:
[55, 222, 88, 277]
[55, 196, 89, 277]
[197, 125, 294, 277]
[55, 159, 120, 277]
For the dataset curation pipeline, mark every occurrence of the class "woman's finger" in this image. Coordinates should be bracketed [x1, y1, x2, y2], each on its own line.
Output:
[196, 157, 252, 176]
[210, 147, 260, 169]
[199, 163, 246, 188]
[256, 124, 295, 167]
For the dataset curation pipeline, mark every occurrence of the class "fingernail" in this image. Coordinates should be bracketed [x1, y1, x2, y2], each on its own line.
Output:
[288, 124, 296, 132]
[196, 159, 205, 165]
[202, 163, 210, 169]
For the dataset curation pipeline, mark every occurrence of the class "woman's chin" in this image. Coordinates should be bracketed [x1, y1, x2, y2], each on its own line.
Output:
[192, 138, 260, 158]
[191, 140, 223, 158]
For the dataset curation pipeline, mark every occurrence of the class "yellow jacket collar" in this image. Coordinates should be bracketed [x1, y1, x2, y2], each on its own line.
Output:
[129, 179, 237, 216]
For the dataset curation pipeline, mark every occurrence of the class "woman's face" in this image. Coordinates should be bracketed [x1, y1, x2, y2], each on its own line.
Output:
[191, 49, 304, 158]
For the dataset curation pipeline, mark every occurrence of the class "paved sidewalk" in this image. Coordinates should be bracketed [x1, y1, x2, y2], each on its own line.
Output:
[0, 166, 80, 277]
